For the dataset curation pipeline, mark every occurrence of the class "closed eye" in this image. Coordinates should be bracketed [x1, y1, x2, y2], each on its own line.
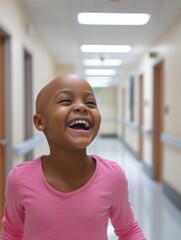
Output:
[59, 99, 72, 105]
[86, 101, 97, 107]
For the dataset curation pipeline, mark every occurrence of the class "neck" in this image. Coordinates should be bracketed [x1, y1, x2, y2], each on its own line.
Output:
[42, 148, 91, 176]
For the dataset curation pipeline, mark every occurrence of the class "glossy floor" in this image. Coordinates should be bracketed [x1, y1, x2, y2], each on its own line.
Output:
[87, 137, 181, 240]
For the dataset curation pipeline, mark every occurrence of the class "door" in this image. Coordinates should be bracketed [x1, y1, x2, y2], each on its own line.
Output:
[153, 61, 164, 181]
[0, 34, 5, 223]
[138, 74, 144, 161]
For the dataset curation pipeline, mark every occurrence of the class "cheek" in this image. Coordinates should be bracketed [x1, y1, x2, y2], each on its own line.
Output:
[45, 111, 65, 131]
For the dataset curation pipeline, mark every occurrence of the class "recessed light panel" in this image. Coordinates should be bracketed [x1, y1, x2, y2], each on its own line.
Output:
[86, 77, 112, 88]
[86, 76, 112, 82]
[84, 69, 116, 75]
[88, 81, 110, 88]
[78, 13, 150, 25]
[81, 45, 131, 53]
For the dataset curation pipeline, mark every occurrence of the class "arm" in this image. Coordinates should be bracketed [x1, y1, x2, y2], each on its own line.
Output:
[0, 169, 24, 240]
[109, 167, 145, 240]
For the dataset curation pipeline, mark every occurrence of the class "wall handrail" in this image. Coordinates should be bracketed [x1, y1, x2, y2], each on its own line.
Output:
[122, 120, 139, 129]
[161, 132, 181, 150]
[142, 126, 153, 134]
[13, 134, 45, 156]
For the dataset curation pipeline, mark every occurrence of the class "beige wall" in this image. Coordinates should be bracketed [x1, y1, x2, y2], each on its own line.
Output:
[54, 64, 76, 76]
[117, 13, 181, 194]
[155, 19, 181, 136]
[154, 15, 181, 193]
[98, 87, 118, 136]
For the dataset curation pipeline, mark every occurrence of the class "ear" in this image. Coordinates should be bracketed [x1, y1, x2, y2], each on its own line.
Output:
[33, 114, 45, 131]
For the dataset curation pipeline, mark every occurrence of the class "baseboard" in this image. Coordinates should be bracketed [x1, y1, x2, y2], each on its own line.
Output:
[143, 162, 154, 179]
[163, 181, 181, 211]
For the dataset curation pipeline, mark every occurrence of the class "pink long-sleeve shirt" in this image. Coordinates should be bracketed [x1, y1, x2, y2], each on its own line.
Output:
[0, 155, 145, 240]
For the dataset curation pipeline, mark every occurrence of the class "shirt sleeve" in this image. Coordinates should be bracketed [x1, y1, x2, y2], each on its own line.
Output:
[0, 169, 24, 240]
[109, 166, 145, 240]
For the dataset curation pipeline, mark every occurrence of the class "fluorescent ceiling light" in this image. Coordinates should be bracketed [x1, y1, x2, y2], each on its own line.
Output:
[78, 13, 150, 25]
[83, 59, 122, 66]
[89, 81, 110, 88]
[86, 76, 112, 82]
[81, 45, 131, 53]
[85, 69, 116, 76]
[87, 77, 111, 88]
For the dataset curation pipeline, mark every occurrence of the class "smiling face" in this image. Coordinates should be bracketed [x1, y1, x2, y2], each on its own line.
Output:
[33, 74, 101, 151]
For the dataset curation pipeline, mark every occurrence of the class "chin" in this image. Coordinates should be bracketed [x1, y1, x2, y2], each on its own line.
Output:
[70, 139, 94, 150]
[72, 142, 91, 149]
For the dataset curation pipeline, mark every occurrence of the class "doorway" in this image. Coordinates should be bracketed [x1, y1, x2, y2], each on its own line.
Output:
[138, 74, 144, 161]
[0, 33, 5, 224]
[24, 49, 33, 161]
[153, 61, 164, 181]
[122, 88, 125, 140]
[0, 29, 11, 226]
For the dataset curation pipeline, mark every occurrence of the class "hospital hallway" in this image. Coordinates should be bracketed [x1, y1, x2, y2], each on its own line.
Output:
[1, 0, 181, 239]
[88, 136, 181, 240]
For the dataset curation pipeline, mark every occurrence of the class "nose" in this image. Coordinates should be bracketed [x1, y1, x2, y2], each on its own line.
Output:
[73, 103, 87, 113]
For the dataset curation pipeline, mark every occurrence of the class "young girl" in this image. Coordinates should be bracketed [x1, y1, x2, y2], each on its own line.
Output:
[0, 74, 145, 239]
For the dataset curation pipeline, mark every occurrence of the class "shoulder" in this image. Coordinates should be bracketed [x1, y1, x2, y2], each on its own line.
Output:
[92, 155, 128, 200]
[92, 155, 126, 182]
[4, 157, 41, 200]
[7, 157, 41, 184]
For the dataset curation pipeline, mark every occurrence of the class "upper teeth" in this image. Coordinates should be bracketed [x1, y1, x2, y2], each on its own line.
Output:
[69, 120, 90, 128]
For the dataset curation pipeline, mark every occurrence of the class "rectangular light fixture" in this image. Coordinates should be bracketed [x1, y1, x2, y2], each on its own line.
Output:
[78, 13, 150, 25]
[84, 69, 116, 76]
[81, 45, 131, 53]
[86, 77, 112, 88]
[89, 81, 110, 88]
[86, 76, 112, 82]
[83, 59, 122, 66]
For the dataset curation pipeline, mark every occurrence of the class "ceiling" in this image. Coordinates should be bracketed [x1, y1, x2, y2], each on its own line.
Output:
[20, 0, 181, 85]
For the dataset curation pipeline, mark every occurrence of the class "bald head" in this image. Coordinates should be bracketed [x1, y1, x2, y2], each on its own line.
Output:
[35, 74, 93, 114]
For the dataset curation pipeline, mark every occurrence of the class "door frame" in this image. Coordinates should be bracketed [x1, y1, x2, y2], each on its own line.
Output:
[0, 28, 12, 222]
[0, 28, 12, 175]
[122, 88, 125, 140]
[152, 61, 164, 181]
[23, 49, 33, 161]
[138, 74, 144, 161]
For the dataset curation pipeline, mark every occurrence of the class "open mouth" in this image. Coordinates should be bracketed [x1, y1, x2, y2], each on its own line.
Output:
[68, 120, 91, 131]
